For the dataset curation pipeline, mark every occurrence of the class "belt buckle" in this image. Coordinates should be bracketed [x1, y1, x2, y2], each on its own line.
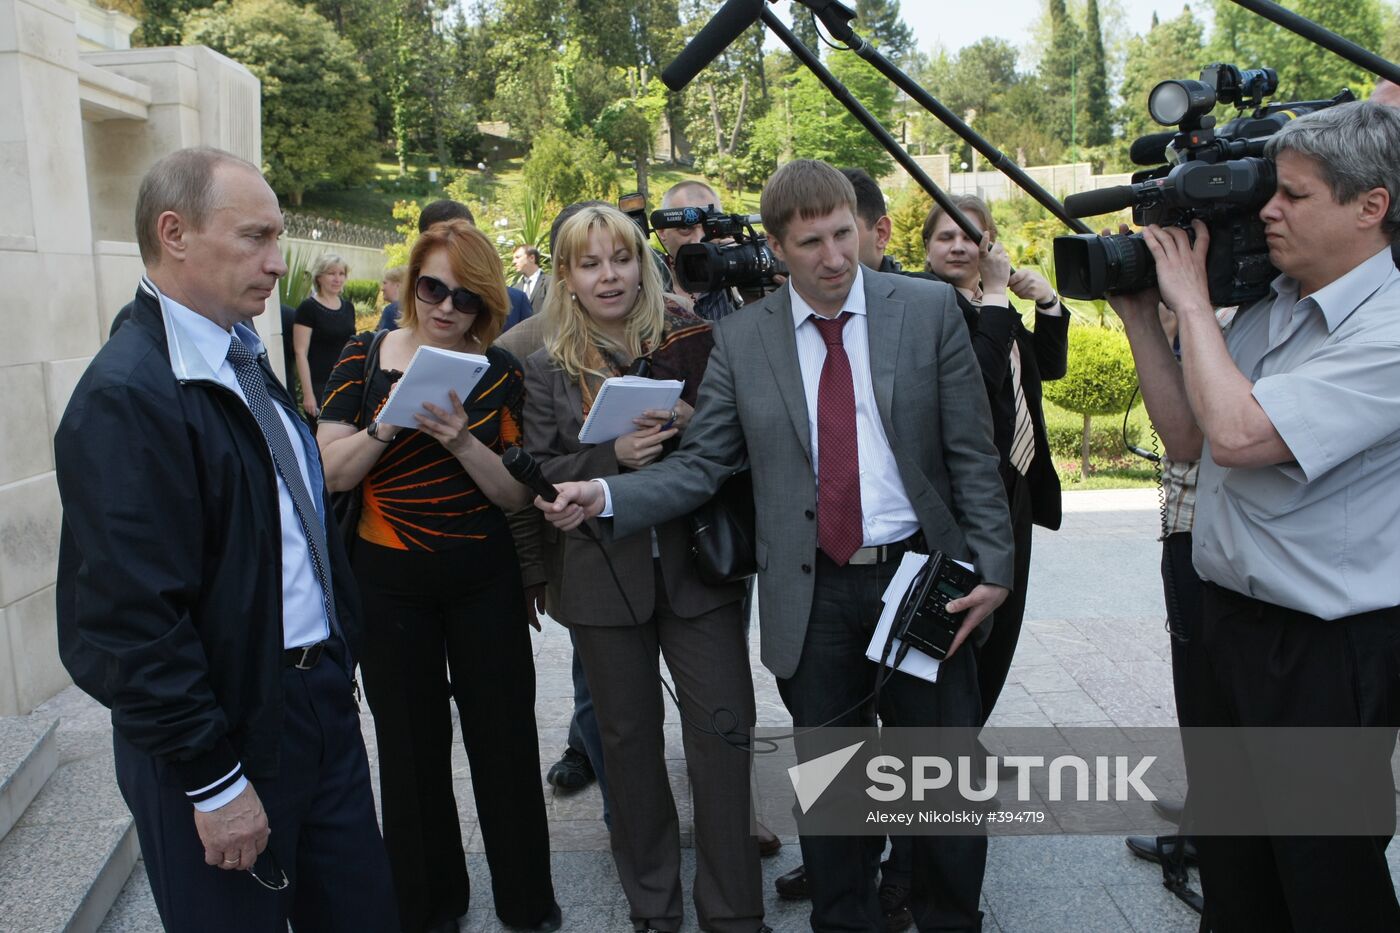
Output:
[847, 547, 879, 566]
[293, 643, 322, 670]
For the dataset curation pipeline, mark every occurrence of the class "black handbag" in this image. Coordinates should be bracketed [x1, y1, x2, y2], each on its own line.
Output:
[329, 329, 388, 553]
[688, 470, 757, 585]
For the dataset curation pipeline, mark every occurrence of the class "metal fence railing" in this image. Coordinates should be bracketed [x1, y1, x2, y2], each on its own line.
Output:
[282, 212, 395, 249]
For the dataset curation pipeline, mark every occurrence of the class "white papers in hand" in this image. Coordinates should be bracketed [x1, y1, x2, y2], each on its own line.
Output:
[577, 376, 684, 444]
[866, 552, 942, 683]
[377, 345, 491, 428]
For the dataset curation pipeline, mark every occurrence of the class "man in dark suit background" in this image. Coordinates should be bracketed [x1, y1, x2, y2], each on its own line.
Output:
[512, 243, 551, 312]
[539, 159, 1013, 932]
[55, 148, 395, 931]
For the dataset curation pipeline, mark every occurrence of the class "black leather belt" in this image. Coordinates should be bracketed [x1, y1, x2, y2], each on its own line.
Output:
[284, 641, 328, 670]
[845, 532, 926, 566]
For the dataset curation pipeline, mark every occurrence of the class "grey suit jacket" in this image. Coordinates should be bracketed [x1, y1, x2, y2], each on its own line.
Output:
[607, 269, 1013, 679]
[523, 348, 747, 627]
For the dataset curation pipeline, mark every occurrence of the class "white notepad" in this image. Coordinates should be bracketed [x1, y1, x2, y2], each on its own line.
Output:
[377, 345, 491, 428]
[578, 376, 685, 444]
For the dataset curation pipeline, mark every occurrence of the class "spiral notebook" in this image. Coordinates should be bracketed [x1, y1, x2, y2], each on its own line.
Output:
[577, 376, 685, 444]
[377, 345, 491, 427]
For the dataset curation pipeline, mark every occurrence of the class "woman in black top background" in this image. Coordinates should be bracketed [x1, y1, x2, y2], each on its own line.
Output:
[294, 252, 356, 420]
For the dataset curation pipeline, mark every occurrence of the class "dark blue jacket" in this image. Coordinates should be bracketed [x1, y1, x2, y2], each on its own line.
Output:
[55, 280, 362, 796]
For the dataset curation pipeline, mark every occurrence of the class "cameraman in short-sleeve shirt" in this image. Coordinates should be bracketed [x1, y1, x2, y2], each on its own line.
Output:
[1108, 100, 1400, 932]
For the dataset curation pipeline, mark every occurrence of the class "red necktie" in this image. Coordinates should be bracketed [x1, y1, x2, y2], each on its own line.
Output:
[812, 313, 863, 565]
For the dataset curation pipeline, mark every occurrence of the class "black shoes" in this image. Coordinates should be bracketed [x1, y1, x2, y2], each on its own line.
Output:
[756, 822, 783, 857]
[774, 863, 809, 899]
[879, 880, 913, 932]
[1126, 834, 1198, 866]
[545, 747, 595, 791]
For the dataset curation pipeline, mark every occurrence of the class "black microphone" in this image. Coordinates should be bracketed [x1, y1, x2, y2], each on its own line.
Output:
[1064, 185, 1137, 218]
[1129, 131, 1177, 166]
[661, 0, 766, 91]
[502, 447, 557, 503]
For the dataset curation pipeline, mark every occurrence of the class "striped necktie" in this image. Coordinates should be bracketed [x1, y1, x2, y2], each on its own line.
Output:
[226, 337, 340, 637]
[1008, 341, 1035, 475]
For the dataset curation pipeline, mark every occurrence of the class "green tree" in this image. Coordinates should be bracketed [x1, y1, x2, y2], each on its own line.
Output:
[855, 0, 915, 61]
[752, 48, 897, 178]
[1042, 325, 1141, 475]
[1040, 0, 1087, 155]
[1118, 7, 1208, 142]
[789, 5, 822, 56]
[182, 0, 376, 205]
[521, 127, 621, 208]
[1082, 0, 1111, 146]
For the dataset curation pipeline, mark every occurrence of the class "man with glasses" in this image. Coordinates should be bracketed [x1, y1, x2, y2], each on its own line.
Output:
[55, 148, 396, 932]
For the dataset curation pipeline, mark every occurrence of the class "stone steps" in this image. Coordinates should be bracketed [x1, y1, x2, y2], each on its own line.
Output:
[0, 692, 138, 933]
[0, 715, 58, 842]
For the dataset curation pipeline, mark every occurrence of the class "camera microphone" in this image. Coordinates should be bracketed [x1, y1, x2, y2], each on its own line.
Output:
[502, 447, 557, 503]
[1129, 131, 1177, 166]
[1064, 185, 1139, 218]
[661, 0, 766, 91]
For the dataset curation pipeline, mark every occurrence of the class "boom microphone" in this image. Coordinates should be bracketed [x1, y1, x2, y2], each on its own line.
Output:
[502, 447, 557, 503]
[661, 0, 766, 91]
[1129, 131, 1177, 166]
[1064, 185, 1138, 218]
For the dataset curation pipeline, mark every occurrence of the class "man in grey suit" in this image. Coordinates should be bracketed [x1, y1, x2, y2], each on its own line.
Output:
[539, 159, 1013, 932]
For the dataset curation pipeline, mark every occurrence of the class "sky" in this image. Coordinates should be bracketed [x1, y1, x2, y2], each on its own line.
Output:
[768, 0, 1192, 62]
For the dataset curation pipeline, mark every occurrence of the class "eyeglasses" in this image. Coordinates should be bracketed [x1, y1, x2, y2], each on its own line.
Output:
[415, 275, 483, 314]
[247, 849, 289, 891]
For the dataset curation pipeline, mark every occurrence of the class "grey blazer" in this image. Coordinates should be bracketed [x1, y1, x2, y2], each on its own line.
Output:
[523, 348, 747, 627]
[607, 269, 1014, 679]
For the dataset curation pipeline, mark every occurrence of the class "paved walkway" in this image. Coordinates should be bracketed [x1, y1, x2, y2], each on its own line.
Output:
[77, 489, 1399, 930]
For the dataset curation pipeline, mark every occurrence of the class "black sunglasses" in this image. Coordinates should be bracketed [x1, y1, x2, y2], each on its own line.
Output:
[415, 275, 483, 314]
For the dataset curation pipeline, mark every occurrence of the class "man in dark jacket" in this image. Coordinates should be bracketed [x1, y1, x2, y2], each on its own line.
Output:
[55, 148, 395, 932]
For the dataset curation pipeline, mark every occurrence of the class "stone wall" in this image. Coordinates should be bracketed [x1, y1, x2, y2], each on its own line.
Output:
[0, 0, 272, 714]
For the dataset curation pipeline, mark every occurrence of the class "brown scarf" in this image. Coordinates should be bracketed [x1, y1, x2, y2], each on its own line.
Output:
[579, 300, 715, 415]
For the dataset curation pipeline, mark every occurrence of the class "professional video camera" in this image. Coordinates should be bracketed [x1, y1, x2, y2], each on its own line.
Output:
[1054, 63, 1354, 305]
[650, 205, 787, 294]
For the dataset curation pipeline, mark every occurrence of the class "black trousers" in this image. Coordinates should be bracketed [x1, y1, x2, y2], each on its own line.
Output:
[353, 535, 556, 932]
[115, 650, 397, 933]
[974, 469, 1033, 724]
[778, 552, 986, 933]
[1190, 582, 1400, 933]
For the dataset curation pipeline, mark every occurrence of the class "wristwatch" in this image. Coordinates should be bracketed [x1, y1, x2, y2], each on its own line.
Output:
[1036, 294, 1060, 310]
[367, 419, 394, 443]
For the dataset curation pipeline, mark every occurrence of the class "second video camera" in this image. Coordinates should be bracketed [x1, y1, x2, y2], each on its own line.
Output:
[1054, 63, 1352, 306]
[650, 205, 786, 294]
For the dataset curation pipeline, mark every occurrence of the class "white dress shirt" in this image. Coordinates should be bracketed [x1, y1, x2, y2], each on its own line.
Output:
[787, 268, 920, 547]
[598, 269, 920, 547]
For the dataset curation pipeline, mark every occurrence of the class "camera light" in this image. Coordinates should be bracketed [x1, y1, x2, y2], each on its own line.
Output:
[1149, 79, 1217, 127]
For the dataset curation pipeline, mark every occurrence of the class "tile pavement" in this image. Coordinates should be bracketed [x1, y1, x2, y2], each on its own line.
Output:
[82, 489, 1400, 930]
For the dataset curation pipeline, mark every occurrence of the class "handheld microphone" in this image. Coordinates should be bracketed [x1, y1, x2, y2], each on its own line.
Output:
[1129, 131, 1177, 166]
[502, 447, 557, 503]
[1064, 185, 1138, 218]
[661, 0, 766, 91]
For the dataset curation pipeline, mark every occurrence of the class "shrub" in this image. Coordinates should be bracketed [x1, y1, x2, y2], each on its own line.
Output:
[1042, 325, 1141, 475]
[343, 279, 381, 309]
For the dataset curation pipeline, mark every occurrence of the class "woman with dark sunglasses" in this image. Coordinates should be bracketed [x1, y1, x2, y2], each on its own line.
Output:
[317, 219, 560, 933]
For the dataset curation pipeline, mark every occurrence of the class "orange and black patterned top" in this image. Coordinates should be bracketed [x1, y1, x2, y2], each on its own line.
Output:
[321, 333, 524, 552]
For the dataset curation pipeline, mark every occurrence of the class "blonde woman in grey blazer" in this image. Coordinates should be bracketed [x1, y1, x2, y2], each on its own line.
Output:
[522, 205, 767, 933]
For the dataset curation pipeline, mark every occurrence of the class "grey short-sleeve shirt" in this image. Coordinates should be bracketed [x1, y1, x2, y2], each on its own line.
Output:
[1193, 247, 1400, 619]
